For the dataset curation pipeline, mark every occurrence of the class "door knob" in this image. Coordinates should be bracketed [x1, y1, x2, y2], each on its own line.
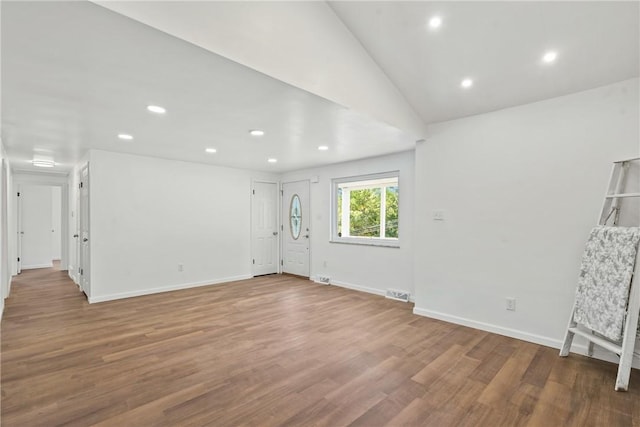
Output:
[73, 234, 79, 238]
[83, 238, 88, 242]
[272, 232, 278, 236]
[304, 234, 309, 239]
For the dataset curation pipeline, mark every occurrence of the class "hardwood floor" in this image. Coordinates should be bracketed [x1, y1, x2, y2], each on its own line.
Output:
[2, 268, 639, 426]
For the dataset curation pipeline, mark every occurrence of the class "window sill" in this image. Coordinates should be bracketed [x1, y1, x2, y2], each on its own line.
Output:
[330, 238, 400, 248]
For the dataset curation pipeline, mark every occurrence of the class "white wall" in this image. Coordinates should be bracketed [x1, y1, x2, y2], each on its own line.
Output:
[0, 141, 9, 318]
[0, 4, 4, 318]
[281, 151, 415, 297]
[88, 150, 276, 302]
[414, 78, 640, 364]
[20, 185, 53, 269]
[51, 186, 62, 260]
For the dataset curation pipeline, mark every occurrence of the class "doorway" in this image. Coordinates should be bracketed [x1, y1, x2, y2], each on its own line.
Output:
[17, 184, 62, 270]
[281, 180, 310, 277]
[251, 181, 279, 276]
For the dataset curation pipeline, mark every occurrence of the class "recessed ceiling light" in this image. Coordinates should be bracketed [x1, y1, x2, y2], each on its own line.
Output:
[118, 134, 133, 140]
[32, 159, 55, 168]
[267, 158, 277, 163]
[205, 148, 217, 153]
[461, 78, 473, 88]
[318, 145, 329, 151]
[249, 129, 265, 137]
[428, 16, 442, 29]
[542, 51, 558, 64]
[147, 105, 166, 114]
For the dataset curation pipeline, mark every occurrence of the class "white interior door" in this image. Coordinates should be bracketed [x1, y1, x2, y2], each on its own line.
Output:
[20, 185, 53, 270]
[51, 187, 62, 261]
[252, 181, 278, 276]
[282, 180, 310, 277]
[79, 164, 90, 293]
[16, 185, 22, 274]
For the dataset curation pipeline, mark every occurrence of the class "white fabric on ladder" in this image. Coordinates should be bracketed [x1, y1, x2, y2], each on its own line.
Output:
[573, 226, 640, 341]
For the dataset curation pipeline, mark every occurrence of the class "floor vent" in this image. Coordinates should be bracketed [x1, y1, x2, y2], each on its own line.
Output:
[386, 289, 410, 302]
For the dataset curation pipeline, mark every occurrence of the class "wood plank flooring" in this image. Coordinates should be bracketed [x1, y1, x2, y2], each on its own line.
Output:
[2, 267, 639, 426]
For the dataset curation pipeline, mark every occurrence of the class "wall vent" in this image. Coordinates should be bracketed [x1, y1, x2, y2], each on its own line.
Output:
[386, 289, 410, 302]
[317, 276, 330, 284]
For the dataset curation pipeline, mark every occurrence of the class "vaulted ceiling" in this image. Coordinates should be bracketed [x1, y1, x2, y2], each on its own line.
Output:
[330, 1, 639, 123]
[2, 1, 638, 174]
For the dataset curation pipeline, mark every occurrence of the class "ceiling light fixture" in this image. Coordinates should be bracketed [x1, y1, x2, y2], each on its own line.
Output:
[205, 148, 217, 153]
[32, 159, 55, 168]
[318, 145, 329, 151]
[249, 129, 265, 137]
[267, 158, 277, 163]
[428, 16, 442, 29]
[461, 78, 473, 88]
[118, 134, 133, 140]
[147, 105, 166, 114]
[542, 51, 558, 64]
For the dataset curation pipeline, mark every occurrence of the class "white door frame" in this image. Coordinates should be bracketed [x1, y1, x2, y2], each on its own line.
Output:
[12, 173, 69, 274]
[280, 179, 311, 277]
[250, 179, 280, 276]
[16, 184, 22, 274]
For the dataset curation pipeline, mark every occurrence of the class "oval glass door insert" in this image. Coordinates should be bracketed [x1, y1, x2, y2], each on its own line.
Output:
[290, 194, 302, 240]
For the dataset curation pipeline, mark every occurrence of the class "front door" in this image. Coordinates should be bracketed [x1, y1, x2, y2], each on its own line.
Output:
[282, 180, 310, 277]
[252, 181, 278, 276]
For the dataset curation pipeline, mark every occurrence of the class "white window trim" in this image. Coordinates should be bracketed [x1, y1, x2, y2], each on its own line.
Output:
[330, 171, 400, 248]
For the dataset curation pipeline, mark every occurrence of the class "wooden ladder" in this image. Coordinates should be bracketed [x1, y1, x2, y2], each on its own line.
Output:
[560, 157, 640, 391]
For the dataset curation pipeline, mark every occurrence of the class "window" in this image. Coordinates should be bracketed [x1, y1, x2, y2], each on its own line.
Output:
[331, 171, 399, 247]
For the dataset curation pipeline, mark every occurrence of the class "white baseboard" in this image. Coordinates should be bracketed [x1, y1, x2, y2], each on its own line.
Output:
[88, 274, 252, 304]
[0, 298, 4, 322]
[413, 306, 640, 369]
[21, 263, 53, 270]
[312, 276, 415, 303]
[69, 273, 78, 285]
[67, 266, 79, 285]
[329, 279, 386, 297]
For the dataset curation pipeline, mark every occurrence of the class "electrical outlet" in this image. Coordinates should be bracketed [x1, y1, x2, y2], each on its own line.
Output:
[506, 297, 516, 311]
[178, 263, 184, 272]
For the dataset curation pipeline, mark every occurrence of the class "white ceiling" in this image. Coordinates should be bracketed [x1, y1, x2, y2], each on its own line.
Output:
[2, 1, 639, 174]
[93, 0, 429, 140]
[329, 1, 640, 124]
[1, 1, 416, 173]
